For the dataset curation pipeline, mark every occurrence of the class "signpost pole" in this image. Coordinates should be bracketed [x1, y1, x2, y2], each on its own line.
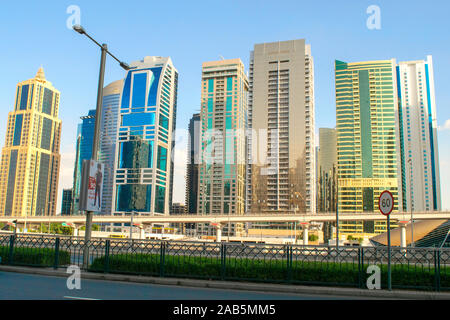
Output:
[379, 190, 393, 291]
[387, 214, 392, 291]
[130, 211, 134, 240]
[336, 180, 339, 249]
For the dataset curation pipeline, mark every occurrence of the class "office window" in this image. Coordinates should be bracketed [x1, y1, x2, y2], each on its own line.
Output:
[148, 68, 162, 106]
[116, 184, 152, 212]
[157, 146, 167, 171]
[208, 79, 214, 93]
[132, 73, 147, 108]
[155, 185, 165, 213]
[13, 114, 23, 146]
[159, 115, 169, 130]
[40, 118, 53, 150]
[42, 88, 53, 115]
[20, 85, 29, 110]
[122, 112, 155, 127]
[119, 139, 153, 169]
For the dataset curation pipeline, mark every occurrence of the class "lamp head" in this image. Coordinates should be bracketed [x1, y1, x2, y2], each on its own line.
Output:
[73, 24, 86, 35]
[120, 62, 131, 70]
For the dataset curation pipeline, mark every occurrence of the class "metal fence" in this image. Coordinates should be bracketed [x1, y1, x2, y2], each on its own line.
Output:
[0, 233, 449, 291]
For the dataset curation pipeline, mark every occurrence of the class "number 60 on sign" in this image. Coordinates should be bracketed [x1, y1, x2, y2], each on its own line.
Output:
[378, 191, 394, 216]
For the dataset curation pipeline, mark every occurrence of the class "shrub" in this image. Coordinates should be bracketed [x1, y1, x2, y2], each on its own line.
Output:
[0, 246, 71, 267]
[88, 252, 450, 290]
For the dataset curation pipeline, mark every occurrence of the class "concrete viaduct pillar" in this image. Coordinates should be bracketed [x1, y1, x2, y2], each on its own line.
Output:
[399, 221, 408, 248]
[73, 223, 84, 238]
[301, 223, 310, 246]
[212, 223, 224, 243]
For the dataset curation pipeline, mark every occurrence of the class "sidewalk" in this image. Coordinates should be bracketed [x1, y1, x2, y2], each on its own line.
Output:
[1, 265, 449, 300]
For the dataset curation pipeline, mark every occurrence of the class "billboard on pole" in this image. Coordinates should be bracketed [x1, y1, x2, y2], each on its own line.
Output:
[79, 159, 104, 212]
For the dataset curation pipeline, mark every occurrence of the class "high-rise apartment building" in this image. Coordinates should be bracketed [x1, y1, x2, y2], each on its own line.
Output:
[317, 128, 337, 213]
[396, 56, 441, 212]
[317, 128, 337, 242]
[113, 56, 178, 215]
[99, 80, 123, 215]
[72, 109, 96, 215]
[61, 188, 73, 215]
[185, 113, 201, 214]
[335, 59, 401, 236]
[171, 202, 186, 215]
[247, 39, 316, 215]
[198, 59, 248, 235]
[0, 68, 61, 216]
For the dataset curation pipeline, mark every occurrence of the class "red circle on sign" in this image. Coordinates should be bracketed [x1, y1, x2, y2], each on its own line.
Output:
[378, 190, 394, 216]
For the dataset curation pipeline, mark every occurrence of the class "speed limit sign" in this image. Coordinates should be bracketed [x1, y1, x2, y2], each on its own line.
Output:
[379, 190, 394, 291]
[378, 190, 394, 216]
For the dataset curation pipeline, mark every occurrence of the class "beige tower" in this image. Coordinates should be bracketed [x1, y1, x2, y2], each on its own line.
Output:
[0, 68, 62, 217]
[247, 39, 316, 215]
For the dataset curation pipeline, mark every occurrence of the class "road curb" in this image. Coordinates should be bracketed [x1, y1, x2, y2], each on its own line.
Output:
[1, 265, 449, 300]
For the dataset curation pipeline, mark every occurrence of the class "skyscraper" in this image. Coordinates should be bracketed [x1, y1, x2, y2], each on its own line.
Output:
[247, 39, 316, 215]
[113, 56, 178, 215]
[61, 188, 73, 216]
[198, 59, 249, 236]
[317, 128, 337, 242]
[335, 59, 401, 236]
[396, 56, 441, 212]
[0, 67, 61, 216]
[99, 80, 123, 215]
[72, 109, 96, 215]
[185, 113, 201, 214]
[317, 128, 337, 213]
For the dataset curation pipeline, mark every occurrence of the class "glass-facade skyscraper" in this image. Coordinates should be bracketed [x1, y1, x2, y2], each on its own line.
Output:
[335, 59, 401, 236]
[61, 188, 73, 216]
[185, 113, 201, 214]
[0, 68, 61, 216]
[113, 56, 178, 215]
[72, 109, 96, 215]
[317, 128, 337, 213]
[397, 56, 441, 212]
[198, 59, 248, 236]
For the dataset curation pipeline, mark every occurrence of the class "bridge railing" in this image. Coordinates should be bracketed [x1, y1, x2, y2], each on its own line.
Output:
[0, 233, 449, 291]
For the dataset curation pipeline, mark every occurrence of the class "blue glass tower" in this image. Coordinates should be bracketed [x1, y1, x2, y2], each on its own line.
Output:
[72, 109, 96, 215]
[113, 56, 178, 215]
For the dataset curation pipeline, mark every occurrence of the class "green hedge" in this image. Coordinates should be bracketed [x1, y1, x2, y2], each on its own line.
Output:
[89, 253, 450, 290]
[0, 246, 71, 267]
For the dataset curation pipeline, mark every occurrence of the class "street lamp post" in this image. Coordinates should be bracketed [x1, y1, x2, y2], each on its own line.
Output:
[407, 159, 414, 248]
[72, 25, 130, 268]
[130, 211, 135, 240]
[294, 206, 298, 244]
[336, 177, 339, 249]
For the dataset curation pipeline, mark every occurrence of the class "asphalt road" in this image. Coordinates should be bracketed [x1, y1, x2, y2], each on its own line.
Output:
[0, 271, 356, 300]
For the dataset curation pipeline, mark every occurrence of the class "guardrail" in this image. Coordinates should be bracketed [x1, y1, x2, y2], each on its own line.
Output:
[0, 234, 448, 291]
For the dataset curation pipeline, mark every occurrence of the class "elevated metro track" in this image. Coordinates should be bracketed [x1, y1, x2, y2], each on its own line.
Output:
[1, 211, 450, 226]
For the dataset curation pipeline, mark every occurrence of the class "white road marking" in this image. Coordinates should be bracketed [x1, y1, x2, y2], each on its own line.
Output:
[63, 296, 100, 300]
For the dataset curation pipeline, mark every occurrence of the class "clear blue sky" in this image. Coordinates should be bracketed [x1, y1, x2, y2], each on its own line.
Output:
[0, 0, 449, 211]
